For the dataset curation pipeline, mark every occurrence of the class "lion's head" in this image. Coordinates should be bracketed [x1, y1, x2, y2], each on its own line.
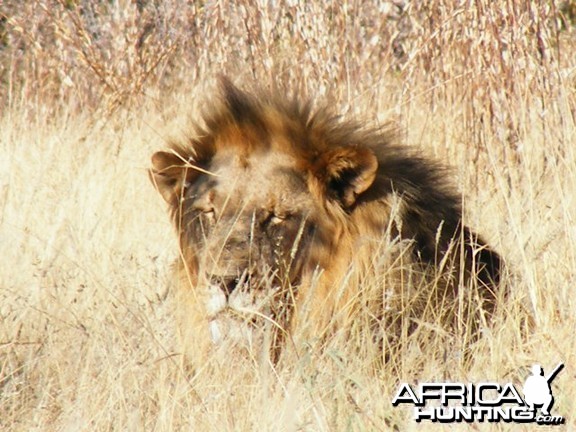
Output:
[150, 78, 502, 360]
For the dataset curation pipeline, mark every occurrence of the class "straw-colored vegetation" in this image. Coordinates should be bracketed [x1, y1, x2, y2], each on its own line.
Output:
[1, 1, 575, 430]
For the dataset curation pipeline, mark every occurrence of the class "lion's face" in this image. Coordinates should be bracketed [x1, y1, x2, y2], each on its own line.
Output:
[151, 137, 372, 347]
[151, 132, 378, 347]
[182, 150, 319, 339]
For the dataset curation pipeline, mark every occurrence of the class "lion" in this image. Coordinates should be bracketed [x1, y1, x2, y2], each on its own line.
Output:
[150, 78, 503, 366]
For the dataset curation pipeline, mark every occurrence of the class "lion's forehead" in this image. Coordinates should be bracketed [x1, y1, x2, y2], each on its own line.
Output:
[206, 150, 312, 209]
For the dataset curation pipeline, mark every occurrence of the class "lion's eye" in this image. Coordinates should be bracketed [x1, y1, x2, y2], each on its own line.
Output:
[270, 215, 285, 225]
[202, 208, 216, 223]
[269, 212, 291, 225]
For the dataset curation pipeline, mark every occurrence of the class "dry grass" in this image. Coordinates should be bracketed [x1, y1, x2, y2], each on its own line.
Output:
[1, 1, 576, 430]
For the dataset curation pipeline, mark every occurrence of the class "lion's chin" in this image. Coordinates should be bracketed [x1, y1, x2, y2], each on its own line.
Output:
[204, 283, 282, 346]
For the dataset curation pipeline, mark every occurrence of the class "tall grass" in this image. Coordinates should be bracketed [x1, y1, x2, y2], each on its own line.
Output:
[1, 1, 575, 430]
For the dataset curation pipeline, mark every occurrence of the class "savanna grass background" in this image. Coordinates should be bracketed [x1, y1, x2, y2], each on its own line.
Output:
[1, 1, 576, 430]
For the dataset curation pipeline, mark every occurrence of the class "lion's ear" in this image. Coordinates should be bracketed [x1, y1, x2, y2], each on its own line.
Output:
[316, 147, 378, 207]
[149, 151, 196, 204]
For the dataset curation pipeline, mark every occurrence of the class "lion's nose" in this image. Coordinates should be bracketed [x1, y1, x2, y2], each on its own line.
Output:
[223, 277, 241, 295]
[215, 272, 251, 297]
